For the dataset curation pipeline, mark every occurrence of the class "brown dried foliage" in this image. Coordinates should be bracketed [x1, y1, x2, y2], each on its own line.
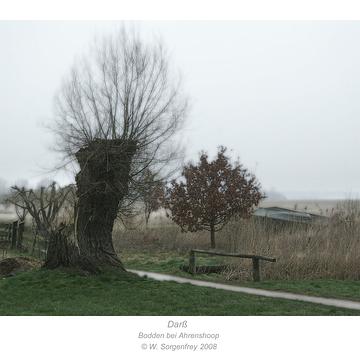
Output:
[164, 146, 264, 247]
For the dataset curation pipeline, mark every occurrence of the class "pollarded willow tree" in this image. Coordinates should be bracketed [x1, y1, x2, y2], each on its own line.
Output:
[165, 147, 264, 249]
[52, 29, 188, 270]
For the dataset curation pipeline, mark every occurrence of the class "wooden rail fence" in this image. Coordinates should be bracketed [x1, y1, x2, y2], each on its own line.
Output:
[189, 249, 276, 282]
[0, 220, 25, 259]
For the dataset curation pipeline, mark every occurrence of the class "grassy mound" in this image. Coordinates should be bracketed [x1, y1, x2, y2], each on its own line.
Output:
[0, 257, 42, 277]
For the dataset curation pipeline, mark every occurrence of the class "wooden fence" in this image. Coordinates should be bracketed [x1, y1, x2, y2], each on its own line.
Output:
[0, 220, 25, 259]
[188, 249, 276, 282]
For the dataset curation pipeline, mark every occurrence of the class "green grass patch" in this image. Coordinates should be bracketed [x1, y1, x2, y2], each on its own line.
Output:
[0, 268, 358, 315]
[120, 251, 187, 273]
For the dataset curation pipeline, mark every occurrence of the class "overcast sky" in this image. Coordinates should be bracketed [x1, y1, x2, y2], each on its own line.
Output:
[1, 21, 360, 199]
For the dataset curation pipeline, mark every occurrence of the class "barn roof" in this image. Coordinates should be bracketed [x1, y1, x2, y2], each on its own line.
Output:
[253, 206, 327, 224]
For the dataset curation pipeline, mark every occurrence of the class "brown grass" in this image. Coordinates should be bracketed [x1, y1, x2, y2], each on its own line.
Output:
[113, 200, 360, 281]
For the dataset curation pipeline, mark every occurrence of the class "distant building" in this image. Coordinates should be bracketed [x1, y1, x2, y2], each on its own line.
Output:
[253, 206, 327, 224]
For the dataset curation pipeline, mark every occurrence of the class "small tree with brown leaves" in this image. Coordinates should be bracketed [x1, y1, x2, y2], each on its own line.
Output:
[165, 147, 264, 248]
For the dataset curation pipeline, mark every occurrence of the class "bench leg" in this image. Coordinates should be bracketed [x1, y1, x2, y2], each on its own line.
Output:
[189, 251, 196, 274]
[252, 258, 260, 282]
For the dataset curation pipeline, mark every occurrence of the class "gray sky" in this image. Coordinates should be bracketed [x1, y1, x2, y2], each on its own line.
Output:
[1, 21, 360, 199]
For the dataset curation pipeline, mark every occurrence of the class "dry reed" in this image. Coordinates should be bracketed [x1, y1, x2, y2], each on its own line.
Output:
[113, 200, 360, 280]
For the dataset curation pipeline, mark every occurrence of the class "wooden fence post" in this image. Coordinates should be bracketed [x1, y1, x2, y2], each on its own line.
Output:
[17, 221, 25, 249]
[11, 221, 18, 249]
[252, 257, 260, 282]
[189, 250, 196, 274]
[7, 223, 12, 243]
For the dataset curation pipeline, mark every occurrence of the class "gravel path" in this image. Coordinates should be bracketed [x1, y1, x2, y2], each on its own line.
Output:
[128, 269, 360, 311]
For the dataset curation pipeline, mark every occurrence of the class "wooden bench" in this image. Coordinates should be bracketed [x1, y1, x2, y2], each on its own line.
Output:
[188, 249, 276, 282]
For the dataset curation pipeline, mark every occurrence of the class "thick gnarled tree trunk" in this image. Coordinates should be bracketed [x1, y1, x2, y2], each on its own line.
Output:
[44, 229, 79, 269]
[44, 227, 100, 274]
[75, 139, 137, 269]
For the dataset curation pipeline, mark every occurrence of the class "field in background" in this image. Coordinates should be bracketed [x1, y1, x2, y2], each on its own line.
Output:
[114, 199, 360, 281]
[0, 205, 17, 223]
[0, 199, 344, 222]
[260, 199, 340, 216]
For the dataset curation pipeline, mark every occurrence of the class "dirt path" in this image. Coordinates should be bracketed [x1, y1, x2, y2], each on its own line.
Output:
[128, 269, 360, 311]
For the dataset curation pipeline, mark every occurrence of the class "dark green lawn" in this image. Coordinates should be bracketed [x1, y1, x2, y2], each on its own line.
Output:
[121, 250, 360, 302]
[0, 268, 358, 315]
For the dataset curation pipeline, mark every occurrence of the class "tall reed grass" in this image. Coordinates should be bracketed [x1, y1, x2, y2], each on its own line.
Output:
[113, 200, 360, 280]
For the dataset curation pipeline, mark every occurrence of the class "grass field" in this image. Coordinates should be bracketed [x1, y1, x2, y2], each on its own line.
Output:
[121, 250, 360, 302]
[2, 200, 360, 315]
[0, 249, 359, 315]
[0, 268, 359, 315]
